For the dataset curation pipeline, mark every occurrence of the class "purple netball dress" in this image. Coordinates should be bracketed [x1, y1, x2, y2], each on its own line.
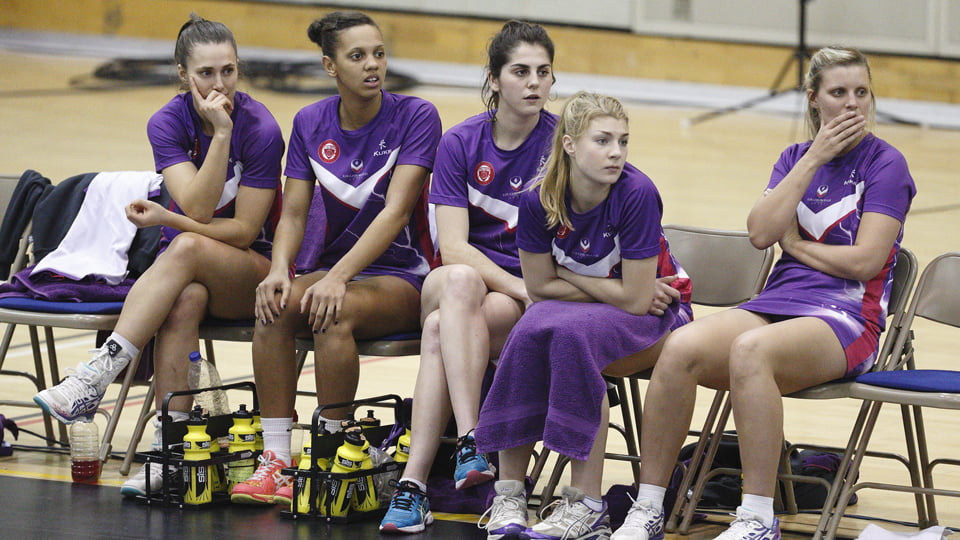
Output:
[430, 109, 557, 276]
[284, 90, 441, 290]
[475, 163, 693, 461]
[738, 134, 916, 376]
[147, 91, 284, 257]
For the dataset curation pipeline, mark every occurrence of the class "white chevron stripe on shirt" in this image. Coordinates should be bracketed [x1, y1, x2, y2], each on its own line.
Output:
[467, 185, 519, 230]
[310, 148, 400, 210]
[216, 160, 243, 210]
[796, 181, 864, 241]
[552, 235, 622, 278]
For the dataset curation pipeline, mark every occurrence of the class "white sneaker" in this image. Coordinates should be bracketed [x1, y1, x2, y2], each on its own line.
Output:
[479, 479, 528, 539]
[523, 485, 611, 539]
[120, 462, 178, 498]
[713, 508, 781, 540]
[33, 340, 131, 424]
[611, 497, 664, 540]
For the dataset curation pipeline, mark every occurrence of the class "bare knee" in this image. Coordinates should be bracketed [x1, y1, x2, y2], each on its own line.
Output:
[420, 310, 441, 358]
[160, 283, 208, 331]
[439, 265, 486, 308]
[728, 333, 770, 388]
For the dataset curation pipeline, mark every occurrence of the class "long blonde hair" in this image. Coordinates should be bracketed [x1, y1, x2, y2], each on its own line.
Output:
[804, 46, 876, 139]
[533, 91, 628, 230]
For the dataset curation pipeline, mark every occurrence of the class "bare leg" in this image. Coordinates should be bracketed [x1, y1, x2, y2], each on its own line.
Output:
[729, 317, 845, 497]
[314, 275, 421, 419]
[569, 393, 610, 499]
[114, 232, 269, 347]
[638, 310, 768, 488]
[153, 283, 208, 413]
[499, 442, 537, 483]
[405, 265, 524, 483]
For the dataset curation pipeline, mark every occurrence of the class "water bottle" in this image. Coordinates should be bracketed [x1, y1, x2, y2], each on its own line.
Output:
[186, 351, 230, 418]
[251, 408, 263, 452]
[394, 428, 411, 463]
[350, 431, 380, 513]
[187, 351, 230, 447]
[182, 405, 214, 504]
[227, 404, 257, 489]
[69, 419, 101, 483]
[295, 425, 330, 513]
[320, 429, 367, 517]
[357, 409, 380, 431]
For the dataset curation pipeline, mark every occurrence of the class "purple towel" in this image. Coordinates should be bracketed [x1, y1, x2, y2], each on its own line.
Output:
[475, 299, 688, 461]
[0, 267, 133, 302]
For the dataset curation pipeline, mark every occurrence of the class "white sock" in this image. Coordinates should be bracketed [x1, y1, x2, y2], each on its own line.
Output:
[583, 494, 604, 512]
[398, 477, 427, 493]
[318, 414, 345, 434]
[740, 494, 775, 528]
[261, 417, 292, 464]
[635, 483, 666, 510]
[106, 332, 139, 360]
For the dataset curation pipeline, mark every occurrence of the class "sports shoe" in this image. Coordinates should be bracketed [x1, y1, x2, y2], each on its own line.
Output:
[714, 508, 781, 540]
[33, 340, 131, 424]
[455, 432, 496, 490]
[611, 497, 664, 540]
[379, 480, 435, 534]
[229, 450, 292, 504]
[479, 479, 528, 540]
[120, 461, 178, 498]
[520, 486, 610, 540]
[273, 484, 294, 507]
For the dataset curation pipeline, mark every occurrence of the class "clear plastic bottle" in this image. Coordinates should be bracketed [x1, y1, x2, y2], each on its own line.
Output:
[186, 351, 231, 418]
[70, 418, 101, 483]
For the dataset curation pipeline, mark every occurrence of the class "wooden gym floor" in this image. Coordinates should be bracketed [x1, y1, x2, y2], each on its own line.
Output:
[0, 29, 959, 539]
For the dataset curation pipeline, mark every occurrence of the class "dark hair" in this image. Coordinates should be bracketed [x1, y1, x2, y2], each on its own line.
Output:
[174, 13, 237, 69]
[481, 20, 555, 118]
[307, 11, 380, 57]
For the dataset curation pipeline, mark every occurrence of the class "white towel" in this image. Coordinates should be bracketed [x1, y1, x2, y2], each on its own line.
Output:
[31, 171, 163, 285]
[858, 524, 952, 540]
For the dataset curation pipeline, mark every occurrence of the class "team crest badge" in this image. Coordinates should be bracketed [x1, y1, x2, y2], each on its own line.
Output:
[580, 238, 591, 252]
[509, 176, 523, 191]
[816, 185, 829, 198]
[319, 140, 340, 163]
[351, 159, 363, 172]
[475, 162, 494, 185]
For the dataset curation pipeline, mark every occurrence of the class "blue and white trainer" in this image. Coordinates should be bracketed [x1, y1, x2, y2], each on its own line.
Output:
[714, 508, 781, 540]
[33, 340, 131, 424]
[520, 486, 610, 540]
[379, 480, 434, 534]
[454, 432, 496, 490]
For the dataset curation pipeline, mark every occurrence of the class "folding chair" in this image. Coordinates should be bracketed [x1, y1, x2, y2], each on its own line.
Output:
[672, 247, 918, 536]
[821, 251, 960, 538]
[535, 225, 775, 508]
[0, 173, 61, 444]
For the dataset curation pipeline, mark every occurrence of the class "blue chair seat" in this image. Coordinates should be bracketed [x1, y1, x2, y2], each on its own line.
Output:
[856, 369, 960, 393]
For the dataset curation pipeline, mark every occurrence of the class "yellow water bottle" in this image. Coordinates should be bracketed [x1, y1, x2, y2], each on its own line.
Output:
[252, 408, 264, 452]
[351, 432, 380, 513]
[394, 428, 411, 463]
[227, 404, 257, 489]
[294, 425, 330, 513]
[183, 405, 213, 504]
[321, 429, 366, 517]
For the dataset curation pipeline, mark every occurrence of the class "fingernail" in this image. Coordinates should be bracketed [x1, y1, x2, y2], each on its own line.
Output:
[321, 328, 326, 334]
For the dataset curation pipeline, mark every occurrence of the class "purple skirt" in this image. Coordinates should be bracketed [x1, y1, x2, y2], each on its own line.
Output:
[475, 299, 690, 461]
